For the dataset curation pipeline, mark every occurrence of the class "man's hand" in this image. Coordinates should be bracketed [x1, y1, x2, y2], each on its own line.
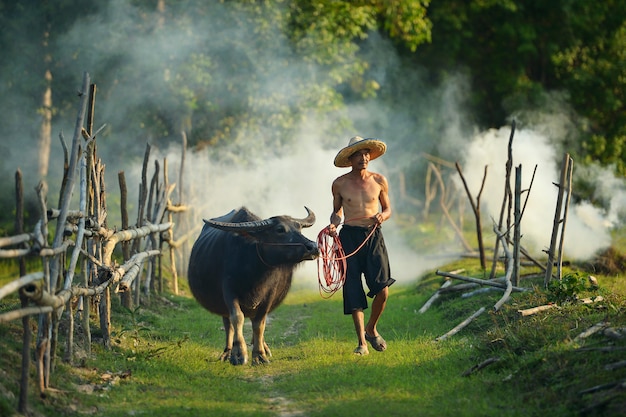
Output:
[328, 224, 338, 237]
[372, 212, 384, 225]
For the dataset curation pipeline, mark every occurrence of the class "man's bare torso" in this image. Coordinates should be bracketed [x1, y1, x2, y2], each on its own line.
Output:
[332, 171, 386, 228]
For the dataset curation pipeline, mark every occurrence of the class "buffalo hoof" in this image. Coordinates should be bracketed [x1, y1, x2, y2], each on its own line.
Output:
[252, 354, 270, 365]
[230, 346, 248, 365]
[263, 342, 272, 358]
[219, 349, 231, 362]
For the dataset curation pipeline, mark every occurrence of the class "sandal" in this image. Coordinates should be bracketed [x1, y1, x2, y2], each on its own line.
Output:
[353, 345, 369, 355]
[365, 333, 387, 352]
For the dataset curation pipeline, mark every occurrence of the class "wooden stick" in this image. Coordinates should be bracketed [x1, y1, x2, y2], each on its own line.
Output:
[579, 379, 626, 395]
[455, 162, 488, 269]
[462, 357, 500, 376]
[517, 304, 556, 316]
[418, 280, 452, 313]
[573, 321, 608, 343]
[490, 121, 515, 279]
[0, 233, 34, 248]
[518, 296, 605, 317]
[605, 360, 626, 371]
[493, 224, 514, 311]
[0, 272, 44, 300]
[436, 270, 527, 292]
[436, 307, 486, 341]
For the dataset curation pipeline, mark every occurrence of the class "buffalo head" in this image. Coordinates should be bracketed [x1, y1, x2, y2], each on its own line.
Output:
[203, 206, 319, 265]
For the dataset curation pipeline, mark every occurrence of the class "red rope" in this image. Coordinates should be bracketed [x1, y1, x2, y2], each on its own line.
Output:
[316, 222, 377, 298]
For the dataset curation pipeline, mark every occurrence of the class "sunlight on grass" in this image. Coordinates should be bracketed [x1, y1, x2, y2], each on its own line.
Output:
[2, 236, 626, 416]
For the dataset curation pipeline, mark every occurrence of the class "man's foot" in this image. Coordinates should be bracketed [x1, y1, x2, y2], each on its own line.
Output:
[365, 333, 387, 352]
[353, 345, 369, 355]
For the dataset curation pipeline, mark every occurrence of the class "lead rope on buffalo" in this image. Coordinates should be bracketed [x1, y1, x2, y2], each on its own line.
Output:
[316, 220, 378, 299]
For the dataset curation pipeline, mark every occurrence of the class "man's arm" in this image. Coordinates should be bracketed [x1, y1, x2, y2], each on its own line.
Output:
[329, 180, 343, 235]
[375, 174, 392, 225]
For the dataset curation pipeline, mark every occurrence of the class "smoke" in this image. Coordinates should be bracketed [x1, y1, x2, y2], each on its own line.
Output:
[146, 121, 442, 288]
[459, 126, 618, 260]
[2, 0, 624, 288]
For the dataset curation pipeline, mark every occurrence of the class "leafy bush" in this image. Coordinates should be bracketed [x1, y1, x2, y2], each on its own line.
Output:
[546, 272, 597, 304]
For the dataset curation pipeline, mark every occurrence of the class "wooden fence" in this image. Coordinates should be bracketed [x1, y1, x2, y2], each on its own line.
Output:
[0, 72, 192, 414]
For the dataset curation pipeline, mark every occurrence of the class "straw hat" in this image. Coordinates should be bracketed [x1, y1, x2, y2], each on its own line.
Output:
[333, 136, 387, 167]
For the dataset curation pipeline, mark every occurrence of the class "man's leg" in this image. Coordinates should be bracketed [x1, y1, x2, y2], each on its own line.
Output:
[365, 286, 388, 338]
[351, 309, 369, 354]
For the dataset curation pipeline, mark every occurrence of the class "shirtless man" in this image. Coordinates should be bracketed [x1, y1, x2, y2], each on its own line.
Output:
[328, 136, 396, 355]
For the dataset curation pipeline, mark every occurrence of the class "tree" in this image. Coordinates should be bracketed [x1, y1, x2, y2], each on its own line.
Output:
[552, 0, 626, 174]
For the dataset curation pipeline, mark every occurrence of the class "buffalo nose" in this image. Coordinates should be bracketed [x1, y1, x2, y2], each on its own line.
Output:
[308, 241, 320, 258]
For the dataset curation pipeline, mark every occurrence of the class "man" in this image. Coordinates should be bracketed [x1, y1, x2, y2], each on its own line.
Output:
[328, 136, 396, 355]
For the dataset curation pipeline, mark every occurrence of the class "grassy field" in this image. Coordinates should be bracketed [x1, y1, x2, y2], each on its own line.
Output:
[1, 248, 625, 417]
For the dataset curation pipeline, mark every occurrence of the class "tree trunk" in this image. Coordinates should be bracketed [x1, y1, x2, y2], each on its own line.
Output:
[38, 69, 53, 178]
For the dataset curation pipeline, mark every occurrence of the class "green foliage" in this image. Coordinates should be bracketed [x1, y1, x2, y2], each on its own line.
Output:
[115, 306, 152, 348]
[546, 272, 597, 304]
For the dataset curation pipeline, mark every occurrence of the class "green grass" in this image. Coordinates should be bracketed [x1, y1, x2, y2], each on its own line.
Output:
[1, 243, 626, 416]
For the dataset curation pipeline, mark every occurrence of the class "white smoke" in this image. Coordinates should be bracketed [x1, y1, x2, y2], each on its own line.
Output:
[460, 126, 614, 260]
[3, 0, 624, 287]
[147, 121, 437, 288]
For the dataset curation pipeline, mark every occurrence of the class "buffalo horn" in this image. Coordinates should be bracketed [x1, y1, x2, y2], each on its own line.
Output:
[204, 217, 275, 232]
[294, 206, 316, 228]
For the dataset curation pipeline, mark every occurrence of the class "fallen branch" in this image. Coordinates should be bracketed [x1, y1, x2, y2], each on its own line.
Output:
[517, 304, 556, 316]
[605, 360, 626, 371]
[517, 296, 605, 317]
[436, 307, 486, 341]
[579, 379, 626, 395]
[604, 327, 625, 340]
[436, 270, 527, 292]
[418, 280, 452, 313]
[438, 282, 480, 293]
[573, 321, 609, 343]
[576, 346, 626, 353]
[462, 287, 501, 298]
[462, 357, 500, 376]
[418, 269, 465, 314]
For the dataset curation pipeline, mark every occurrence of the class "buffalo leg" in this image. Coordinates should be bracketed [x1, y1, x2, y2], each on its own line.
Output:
[251, 315, 271, 365]
[228, 299, 248, 365]
[219, 316, 233, 362]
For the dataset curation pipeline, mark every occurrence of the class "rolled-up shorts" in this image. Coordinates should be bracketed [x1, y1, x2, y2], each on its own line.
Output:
[339, 225, 396, 315]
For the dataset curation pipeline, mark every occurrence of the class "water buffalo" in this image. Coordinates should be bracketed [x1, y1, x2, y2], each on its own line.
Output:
[188, 206, 319, 365]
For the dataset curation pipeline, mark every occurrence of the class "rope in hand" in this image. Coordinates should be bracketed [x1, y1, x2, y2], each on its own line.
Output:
[316, 220, 378, 299]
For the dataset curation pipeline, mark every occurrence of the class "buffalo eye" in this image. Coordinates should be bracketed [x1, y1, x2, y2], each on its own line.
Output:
[275, 225, 288, 234]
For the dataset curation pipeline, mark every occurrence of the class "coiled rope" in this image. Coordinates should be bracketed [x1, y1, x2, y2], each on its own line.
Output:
[316, 221, 377, 298]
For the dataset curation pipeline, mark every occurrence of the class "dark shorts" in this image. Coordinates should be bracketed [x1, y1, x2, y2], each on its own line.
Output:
[339, 225, 395, 315]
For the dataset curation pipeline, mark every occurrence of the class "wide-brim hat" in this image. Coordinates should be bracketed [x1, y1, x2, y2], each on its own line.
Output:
[333, 136, 386, 167]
